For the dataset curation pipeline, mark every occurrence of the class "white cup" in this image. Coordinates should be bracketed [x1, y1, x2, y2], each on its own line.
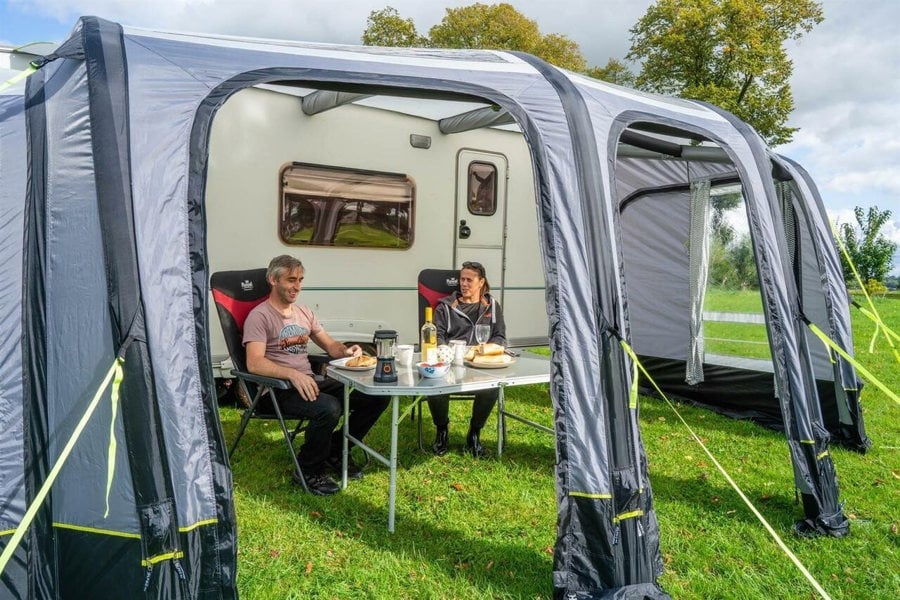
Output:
[450, 339, 467, 366]
[396, 344, 414, 368]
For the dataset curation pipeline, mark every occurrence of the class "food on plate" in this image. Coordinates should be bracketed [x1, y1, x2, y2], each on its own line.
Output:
[345, 354, 376, 368]
[472, 353, 512, 365]
[479, 342, 505, 356]
[465, 342, 510, 364]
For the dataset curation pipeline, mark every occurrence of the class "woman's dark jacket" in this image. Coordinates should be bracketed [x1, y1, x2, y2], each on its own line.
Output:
[433, 291, 507, 346]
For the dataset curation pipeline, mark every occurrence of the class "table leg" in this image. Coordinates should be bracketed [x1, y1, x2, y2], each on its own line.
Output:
[388, 395, 399, 533]
[342, 385, 350, 489]
[497, 385, 505, 457]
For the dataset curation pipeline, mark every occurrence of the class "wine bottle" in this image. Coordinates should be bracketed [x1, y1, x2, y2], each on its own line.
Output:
[420, 306, 438, 363]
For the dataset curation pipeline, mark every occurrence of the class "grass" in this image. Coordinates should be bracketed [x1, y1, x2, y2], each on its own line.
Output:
[286, 223, 407, 247]
[221, 295, 899, 599]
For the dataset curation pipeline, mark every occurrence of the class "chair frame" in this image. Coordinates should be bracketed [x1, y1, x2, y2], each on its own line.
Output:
[211, 268, 312, 491]
[228, 371, 310, 492]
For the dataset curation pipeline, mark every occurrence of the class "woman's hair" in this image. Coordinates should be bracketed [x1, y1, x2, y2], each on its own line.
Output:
[461, 261, 490, 295]
[267, 254, 304, 281]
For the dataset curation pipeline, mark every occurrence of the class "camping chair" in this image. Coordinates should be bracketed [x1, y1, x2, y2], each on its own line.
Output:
[211, 268, 312, 491]
[415, 268, 478, 450]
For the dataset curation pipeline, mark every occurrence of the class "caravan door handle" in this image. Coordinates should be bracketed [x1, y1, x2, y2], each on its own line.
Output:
[458, 219, 471, 239]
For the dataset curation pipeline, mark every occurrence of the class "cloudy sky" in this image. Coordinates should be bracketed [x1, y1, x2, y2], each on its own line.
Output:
[2, 0, 898, 272]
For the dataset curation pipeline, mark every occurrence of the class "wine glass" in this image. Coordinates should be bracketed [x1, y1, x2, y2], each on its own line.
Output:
[475, 324, 491, 346]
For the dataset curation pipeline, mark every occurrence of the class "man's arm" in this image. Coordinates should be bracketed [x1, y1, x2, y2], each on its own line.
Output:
[310, 330, 363, 359]
[245, 341, 320, 401]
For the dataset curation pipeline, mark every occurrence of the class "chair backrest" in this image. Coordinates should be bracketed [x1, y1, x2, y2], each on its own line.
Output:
[210, 268, 270, 372]
[417, 268, 459, 330]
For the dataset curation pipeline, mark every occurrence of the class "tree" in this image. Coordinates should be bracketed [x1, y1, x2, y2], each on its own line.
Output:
[838, 206, 896, 286]
[361, 7, 427, 47]
[710, 192, 742, 246]
[626, 0, 823, 146]
[362, 3, 586, 71]
[586, 59, 637, 87]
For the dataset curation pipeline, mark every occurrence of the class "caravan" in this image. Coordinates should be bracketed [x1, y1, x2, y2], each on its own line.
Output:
[204, 85, 547, 371]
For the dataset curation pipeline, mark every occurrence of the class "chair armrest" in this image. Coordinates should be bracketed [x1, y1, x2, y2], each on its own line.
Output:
[231, 369, 292, 390]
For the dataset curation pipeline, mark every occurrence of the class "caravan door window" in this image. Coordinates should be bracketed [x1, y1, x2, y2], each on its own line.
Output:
[279, 163, 415, 249]
[467, 161, 498, 216]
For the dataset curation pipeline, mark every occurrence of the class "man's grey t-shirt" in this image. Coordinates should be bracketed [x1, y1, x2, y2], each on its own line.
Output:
[242, 301, 322, 375]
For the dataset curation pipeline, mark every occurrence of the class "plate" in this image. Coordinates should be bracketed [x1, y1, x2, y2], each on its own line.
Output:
[464, 358, 516, 369]
[330, 356, 377, 371]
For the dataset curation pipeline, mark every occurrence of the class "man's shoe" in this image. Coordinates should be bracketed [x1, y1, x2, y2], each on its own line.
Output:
[293, 469, 340, 496]
[465, 429, 487, 459]
[326, 455, 364, 481]
[432, 427, 449, 456]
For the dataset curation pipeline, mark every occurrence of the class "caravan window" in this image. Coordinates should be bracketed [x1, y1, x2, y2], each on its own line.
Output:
[279, 163, 415, 249]
[467, 161, 497, 216]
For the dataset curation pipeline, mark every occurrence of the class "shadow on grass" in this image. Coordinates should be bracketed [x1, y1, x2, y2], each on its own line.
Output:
[223, 407, 557, 597]
[638, 394, 789, 444]
[648, 471, 805, 532]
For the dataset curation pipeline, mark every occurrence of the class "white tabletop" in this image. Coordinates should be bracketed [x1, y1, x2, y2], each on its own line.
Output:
[325, 352, 550, 395]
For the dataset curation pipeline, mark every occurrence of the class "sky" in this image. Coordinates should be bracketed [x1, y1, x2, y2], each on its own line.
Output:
[1, 0, 898, 273]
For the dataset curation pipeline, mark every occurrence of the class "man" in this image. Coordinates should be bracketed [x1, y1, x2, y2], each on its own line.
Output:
[243, 255, 389, 495]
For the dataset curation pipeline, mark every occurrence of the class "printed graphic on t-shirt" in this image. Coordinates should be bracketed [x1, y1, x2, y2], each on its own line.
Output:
[280, 324, 310, 354]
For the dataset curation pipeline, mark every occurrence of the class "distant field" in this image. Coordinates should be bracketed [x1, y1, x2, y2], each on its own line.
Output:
[703, 287, 770, 359]
[704, 286, 764, 312]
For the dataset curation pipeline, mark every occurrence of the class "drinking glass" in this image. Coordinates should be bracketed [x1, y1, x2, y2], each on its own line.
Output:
[475, 324, 491, 345]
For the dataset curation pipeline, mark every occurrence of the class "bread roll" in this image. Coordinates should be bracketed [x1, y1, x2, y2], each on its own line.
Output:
[465, 347, 477, 362]
[473, 353, 511, 365]
[479, 342, 505, 356]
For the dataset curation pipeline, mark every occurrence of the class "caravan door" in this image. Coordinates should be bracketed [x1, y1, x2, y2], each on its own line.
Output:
[454, 150, 508, 302]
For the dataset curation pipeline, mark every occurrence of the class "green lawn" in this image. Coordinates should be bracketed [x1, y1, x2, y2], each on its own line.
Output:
[222, 296, 899, 599]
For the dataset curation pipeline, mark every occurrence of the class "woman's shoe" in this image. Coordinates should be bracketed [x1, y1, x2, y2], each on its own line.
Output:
[432, 427, 449, 456]
[465, 429, 487, 459]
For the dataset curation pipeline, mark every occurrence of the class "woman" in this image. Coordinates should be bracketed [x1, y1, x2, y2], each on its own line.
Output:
[429, 261, 507, 457]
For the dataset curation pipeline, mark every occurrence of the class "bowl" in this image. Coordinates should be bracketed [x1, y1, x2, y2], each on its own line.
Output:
[416, 361, 451, 379]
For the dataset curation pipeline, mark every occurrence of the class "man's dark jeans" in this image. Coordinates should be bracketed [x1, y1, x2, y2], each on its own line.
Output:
[270, 377, 389, 473]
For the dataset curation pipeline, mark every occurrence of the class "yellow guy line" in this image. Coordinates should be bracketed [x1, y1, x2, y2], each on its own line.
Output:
[105, 362, 124, 517]
[830, 221, 899, 364]
[807, 323, 899, 406]
[855, 305, 900, 345]
[0, 65, 36, 93]
[620, 340, 833, 600]
[0, 359, 121, 577]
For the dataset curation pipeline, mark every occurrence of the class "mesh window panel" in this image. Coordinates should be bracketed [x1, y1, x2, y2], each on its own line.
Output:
[686, 178, 711, 384]
[777, 181, 799, 281]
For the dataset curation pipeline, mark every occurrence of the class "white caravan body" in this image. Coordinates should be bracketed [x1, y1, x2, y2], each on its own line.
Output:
[205, 85, 545, 372]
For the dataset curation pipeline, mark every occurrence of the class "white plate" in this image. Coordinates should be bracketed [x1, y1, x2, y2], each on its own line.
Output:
[330, 356, 377, 371]
[464, 357, 515, 369]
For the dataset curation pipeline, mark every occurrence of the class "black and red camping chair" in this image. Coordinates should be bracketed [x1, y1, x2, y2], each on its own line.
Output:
[415, 268, 478, 449]
[210, 268, 310, 491]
